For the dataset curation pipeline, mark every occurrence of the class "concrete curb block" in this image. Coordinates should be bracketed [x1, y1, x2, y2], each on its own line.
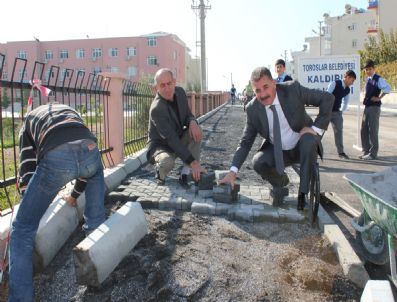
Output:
[33, 196, 79, 271]
[104, 165, 128, 193]
[73, 202, 148, 286]
[197, 102, 228, 124]
[318, 205, 369, 288]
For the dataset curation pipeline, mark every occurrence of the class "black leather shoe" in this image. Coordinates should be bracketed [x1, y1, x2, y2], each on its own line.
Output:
[338, 152, 349, 159]
[179, 174, 190, 188]
[297, 192, 307, 211]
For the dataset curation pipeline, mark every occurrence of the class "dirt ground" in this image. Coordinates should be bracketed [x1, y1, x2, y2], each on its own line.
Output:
[2, 105, 362, 301]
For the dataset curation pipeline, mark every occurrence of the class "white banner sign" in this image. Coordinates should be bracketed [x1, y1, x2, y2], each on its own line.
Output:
[297, 55, 361, 103]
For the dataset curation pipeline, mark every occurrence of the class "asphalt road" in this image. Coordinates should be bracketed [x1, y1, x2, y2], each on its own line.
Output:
[308, 105, 397, 281]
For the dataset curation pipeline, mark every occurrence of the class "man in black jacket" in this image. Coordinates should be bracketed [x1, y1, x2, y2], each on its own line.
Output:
[146, 68, 204, 185]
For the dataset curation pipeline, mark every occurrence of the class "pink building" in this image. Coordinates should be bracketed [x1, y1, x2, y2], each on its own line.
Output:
[0, 32, 188, 87]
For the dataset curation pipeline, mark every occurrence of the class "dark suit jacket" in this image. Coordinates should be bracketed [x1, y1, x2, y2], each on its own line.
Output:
[283, 75, 293, 82]
[146, 86, 197, 163]
[231, 80, 334, 169]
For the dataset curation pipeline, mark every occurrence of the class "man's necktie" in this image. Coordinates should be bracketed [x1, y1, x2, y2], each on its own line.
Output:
[270, 105, 284, 175]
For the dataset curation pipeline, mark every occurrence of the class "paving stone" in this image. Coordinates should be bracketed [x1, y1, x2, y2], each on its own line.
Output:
[214, 170, 229, 181]
[198, 172, 216, 190]
[114, 185, 129, 192]
[239, 195, 252, 205]
[180, 198, 192, 211]
[198, 190, 213, 198]
[191, 201, 216, 215]
[136, 196, 158, 209]
[159, 197, 179, 210]
[278, 208, 305, 223]
[252, 208, 280, 222]
[230, 208, 253, 222]
[215, 203, 233, 215]
[106, 192, 133, 203]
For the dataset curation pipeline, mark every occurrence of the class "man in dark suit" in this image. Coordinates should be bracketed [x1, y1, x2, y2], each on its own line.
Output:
[146, 68, 204, 185]
[219, 66, 334, 210]
[275, 59, 293, 83]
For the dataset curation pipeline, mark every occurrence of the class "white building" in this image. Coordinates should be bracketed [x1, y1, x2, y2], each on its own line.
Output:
[290, 0, 396, 79]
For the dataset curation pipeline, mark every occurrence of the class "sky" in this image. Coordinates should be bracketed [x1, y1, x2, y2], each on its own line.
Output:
[1, 0, 368, 92]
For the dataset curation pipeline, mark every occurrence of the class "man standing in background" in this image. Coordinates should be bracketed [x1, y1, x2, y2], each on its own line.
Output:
[275, 59, 293, 83]
[360, 60, 391, 160]
[327, 70, 356, 159]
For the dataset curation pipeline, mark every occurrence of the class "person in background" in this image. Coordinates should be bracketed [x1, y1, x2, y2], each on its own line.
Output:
[9, 103, 106, 302]
[327, 70, 356, 159]
[275, 59, 293, 83]
[360, 59, 391, 160]
[146, 68, 204, 187]
[230, 84, 237, 104]
[219, 66, 334, 210]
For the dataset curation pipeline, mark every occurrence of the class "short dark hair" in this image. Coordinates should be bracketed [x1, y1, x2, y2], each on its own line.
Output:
[275, 59, 286, 67]
[345, 70, 356, 79]
[250, 67, 273, 83]
[363, 59, 375, 69]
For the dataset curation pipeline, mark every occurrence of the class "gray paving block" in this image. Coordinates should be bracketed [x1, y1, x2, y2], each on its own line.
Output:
[191, 201, 216, 215]
[73, 202, 148, 286]
[277, 208, 305, 223]
[136, 196, 158, 209]
[252, 208, 280, 222]
[215, 203, 233, 215]
[106, 191, 133, 203]
[198, 172, 215, 190]
[104, 166, 128, 193]
[198, 190, 213, 198]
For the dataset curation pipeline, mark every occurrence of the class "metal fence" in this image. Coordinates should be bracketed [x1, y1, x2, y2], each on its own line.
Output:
[0, 54, 112, 211]
[122, 81, 154, 157]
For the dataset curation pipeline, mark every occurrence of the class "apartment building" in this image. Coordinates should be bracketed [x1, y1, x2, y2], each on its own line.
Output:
[0, 32, 193, 88]
[290, 0, 396, 79]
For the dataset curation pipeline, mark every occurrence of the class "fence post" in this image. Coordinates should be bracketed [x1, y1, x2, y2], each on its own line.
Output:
[100, 72, 126, 167]
[190, 93, 196, 116]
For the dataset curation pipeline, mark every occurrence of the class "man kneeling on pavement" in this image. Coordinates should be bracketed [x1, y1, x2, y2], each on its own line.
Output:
[146, 68, 205, 186]
[219, 66, 334, 210]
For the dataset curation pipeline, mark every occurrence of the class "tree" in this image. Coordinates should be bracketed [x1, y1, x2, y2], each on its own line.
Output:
[359, 29, 397, 66]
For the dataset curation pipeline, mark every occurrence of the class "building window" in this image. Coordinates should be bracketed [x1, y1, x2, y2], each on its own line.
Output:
[173, 50, 177, 60]
[59, 50, 69, 59]
[110, 67, 119, 73]
[147, 56, 157, 65]
[127, 66, 137, 77]
[76, 48, 85, 59]
[17, 51, 27, 59]
[93, 67, 102, 75]
[352, 39, 358, 48]
[2, 71, 8, 80]
[92, 48, 102, 60]
[147, 37, 157, 47]
[45, 69, 55, 82]
[109, 48, 118, 57]
[348, 23, 357, 31]
[45, 50, 53, 60]
[60, 69, 70, 83]
[127, 47, 136, 57]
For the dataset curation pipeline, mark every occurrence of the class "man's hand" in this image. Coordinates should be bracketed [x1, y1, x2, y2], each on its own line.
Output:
[63, 195, 77, 207]
[190, 160, 206, 182]
[299, 127, 317, 137]
[218, 171, 237, 189]
[189, 120, 202, 143]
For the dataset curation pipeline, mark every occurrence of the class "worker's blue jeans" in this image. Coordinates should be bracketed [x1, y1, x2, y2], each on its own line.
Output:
[8, 139, 106, 302]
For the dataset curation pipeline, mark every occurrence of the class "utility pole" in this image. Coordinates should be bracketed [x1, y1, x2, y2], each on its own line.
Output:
[318, 21, 323, 56]
[192, 0, 211, 92]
